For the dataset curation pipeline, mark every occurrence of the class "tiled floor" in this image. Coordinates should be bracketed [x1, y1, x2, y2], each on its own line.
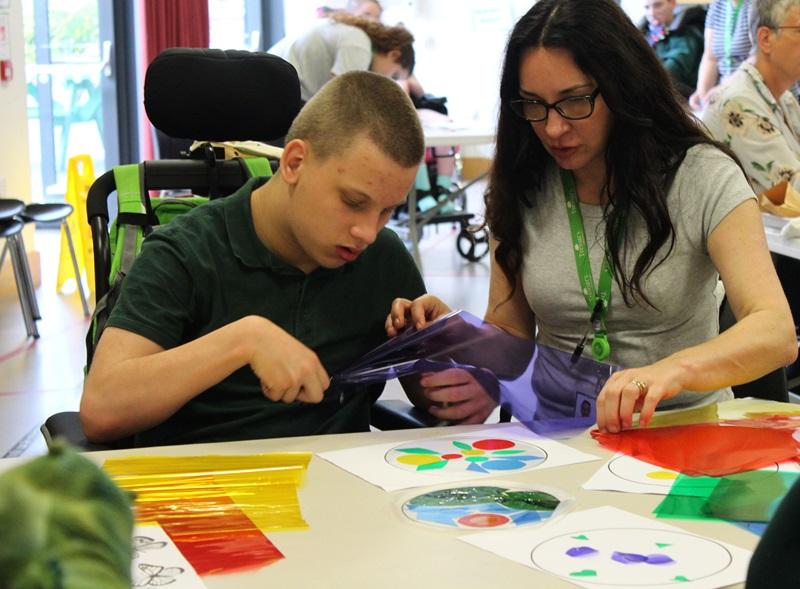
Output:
[0, 180, 491, 458]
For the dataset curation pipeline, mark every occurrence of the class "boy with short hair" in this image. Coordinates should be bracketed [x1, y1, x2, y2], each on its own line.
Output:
[80, 71, 426, 447]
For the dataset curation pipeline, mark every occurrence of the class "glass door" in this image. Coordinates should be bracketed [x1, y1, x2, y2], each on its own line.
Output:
[23, 0, 118, 201]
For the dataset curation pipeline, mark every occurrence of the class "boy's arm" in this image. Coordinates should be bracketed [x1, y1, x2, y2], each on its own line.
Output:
[80, 316, 329, 442]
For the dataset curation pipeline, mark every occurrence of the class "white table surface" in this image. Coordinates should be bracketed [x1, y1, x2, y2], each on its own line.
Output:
[0, 423, 759, 588]
[421, 124, 496, 148]
[762, 213, 800, 261]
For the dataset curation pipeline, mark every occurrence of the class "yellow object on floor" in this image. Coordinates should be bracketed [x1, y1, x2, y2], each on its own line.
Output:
[57, 154, 95, 294]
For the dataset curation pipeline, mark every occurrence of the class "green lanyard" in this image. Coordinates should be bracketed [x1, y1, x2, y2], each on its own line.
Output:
[723, 0, 743, 68]
[561, 169, 612, 362]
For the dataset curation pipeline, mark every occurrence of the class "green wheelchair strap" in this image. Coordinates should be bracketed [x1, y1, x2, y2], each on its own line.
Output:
[240, 156, 272, 179]
[110, 164, 148, 284]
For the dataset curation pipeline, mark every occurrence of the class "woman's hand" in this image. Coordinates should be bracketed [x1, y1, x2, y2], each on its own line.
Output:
[596, 359, 687, 433]
[385, 294, 452, 337]
[420, 368, 498, 425]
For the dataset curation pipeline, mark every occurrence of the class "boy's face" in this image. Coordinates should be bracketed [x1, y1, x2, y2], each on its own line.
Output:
[280, 134, 416, 273]
[644, 0, 675, 27]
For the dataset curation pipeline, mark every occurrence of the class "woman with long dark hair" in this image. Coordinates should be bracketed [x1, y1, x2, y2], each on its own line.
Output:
[387, 0, 795, 433]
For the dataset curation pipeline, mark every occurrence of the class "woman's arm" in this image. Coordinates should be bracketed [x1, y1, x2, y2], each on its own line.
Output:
[484, 238, 537, 339]
[689, 27, 719, 110]
[597, 199, 797, 432]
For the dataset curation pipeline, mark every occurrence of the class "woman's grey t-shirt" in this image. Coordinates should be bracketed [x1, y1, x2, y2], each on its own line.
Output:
[520, 144, 755, 409]
[269, 22, 372, 101]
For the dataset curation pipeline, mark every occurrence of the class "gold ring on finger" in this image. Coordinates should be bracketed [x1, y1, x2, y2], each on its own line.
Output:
[630, 377, 648, 395]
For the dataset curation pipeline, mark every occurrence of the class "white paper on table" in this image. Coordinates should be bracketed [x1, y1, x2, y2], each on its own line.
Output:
[582, 453, 800, 495]
[131, 523, 207, 588]
[460, 505, 751, 589]
[316, 425, 601, 492]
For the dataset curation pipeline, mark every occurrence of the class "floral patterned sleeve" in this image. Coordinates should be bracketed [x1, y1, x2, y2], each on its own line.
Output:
[711, 94, 800, 194]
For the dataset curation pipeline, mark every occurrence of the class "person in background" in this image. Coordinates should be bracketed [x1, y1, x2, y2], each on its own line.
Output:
[269, 13, 414, 102]
[702, 0, 800, 196]
[639, 0, 705, 99]
[386, 0, 796, 432]
[317, 0, 383, 21]
[702, 0, 800, 368]
[81, 72, 427, 447]
[690, 0, 752, 111]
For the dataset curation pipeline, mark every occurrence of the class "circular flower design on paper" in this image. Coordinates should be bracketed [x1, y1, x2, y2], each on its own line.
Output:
[386, 437, 548, 474]
[402, 485, 563, 530]
[531, 528, 733, 586]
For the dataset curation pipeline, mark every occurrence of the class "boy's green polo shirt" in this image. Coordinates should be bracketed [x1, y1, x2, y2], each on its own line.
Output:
[105, 177, 425, 446]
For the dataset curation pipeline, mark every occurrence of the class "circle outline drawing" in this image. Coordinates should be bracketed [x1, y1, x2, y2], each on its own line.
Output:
[529, 527, 733, 586]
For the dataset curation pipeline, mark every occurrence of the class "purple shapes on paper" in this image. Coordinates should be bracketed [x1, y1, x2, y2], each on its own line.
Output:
[645, 554, 676, 565]
[612, 551, 649, 564]
[567, 546, 599, 558]
[611, 551, 675, 565]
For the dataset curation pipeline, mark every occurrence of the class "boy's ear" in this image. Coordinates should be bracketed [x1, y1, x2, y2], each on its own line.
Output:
[388, 48, 402, 62]
[280, 139, 308, 185]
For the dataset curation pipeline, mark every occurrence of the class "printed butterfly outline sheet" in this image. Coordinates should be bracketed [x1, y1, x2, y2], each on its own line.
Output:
[582, 453, 800, 495]
[459, 505, 751, 589]
[316, 425, 602, 492]
[132, 523, 207, 588]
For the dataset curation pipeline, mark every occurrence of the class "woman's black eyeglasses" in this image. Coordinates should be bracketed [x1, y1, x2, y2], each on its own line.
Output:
[509, 88, 601, 122]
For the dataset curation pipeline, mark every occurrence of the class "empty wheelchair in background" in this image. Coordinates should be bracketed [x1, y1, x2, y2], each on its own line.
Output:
[391, 146, 490, 264]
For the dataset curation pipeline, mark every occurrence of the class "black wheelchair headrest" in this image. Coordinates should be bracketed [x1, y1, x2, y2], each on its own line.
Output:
[144, 48, 302, 143]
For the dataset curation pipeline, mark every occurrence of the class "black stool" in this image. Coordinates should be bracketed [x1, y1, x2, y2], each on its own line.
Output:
[0, 199, 39, 338]
[17, 202, 90, 318]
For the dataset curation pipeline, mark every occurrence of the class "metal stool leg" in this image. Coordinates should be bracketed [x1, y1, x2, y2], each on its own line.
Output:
[13, 230, 40, 320]
[7, 235, 39, 339]
[0, 241, 7, 277]
[62, 220, 90, 317]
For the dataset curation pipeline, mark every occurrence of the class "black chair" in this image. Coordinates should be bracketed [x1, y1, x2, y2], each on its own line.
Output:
[17, 202, 90, 318]
[0, 198, 39, 338]
[719, 296, 789, 402]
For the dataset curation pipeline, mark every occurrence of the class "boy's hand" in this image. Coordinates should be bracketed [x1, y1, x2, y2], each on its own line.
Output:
[385, 294, 452, 337]
[421, 369, 497, 425]
[248, 318, 330, 404]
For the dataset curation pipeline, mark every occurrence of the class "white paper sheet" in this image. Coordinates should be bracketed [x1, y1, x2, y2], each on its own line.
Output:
[582, 453, 800, 495]
[131, 524, 207, 588]
[317, 425, 601, 492]
[460, 506, 751, 589]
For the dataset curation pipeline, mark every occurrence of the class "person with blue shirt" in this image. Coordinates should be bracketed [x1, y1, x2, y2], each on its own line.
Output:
[690, 0, 753, 110]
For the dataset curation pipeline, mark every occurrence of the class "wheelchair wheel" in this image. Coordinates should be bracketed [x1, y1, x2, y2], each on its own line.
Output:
[456, 225, 489, 262]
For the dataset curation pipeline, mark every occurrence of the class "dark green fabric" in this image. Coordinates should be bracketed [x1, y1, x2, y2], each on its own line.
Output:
[639, 8, 704, 94]
[651, 27, 704, 90]
[0, 443, 133, 588]
[106, 177, 426, 446]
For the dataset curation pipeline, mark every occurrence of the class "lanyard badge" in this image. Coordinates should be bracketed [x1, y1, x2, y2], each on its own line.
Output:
[561, 169, 612, 363]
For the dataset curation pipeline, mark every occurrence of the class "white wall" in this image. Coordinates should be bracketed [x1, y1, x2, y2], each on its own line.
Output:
[0, 0, 35, 290]
[0, 0, 32, 205]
